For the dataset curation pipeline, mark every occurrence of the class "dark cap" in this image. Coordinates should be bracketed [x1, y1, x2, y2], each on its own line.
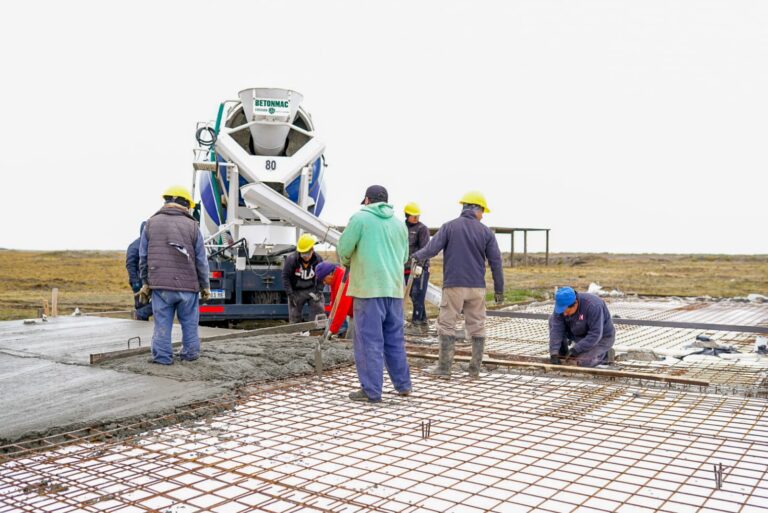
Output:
[361, 185, 388, 204]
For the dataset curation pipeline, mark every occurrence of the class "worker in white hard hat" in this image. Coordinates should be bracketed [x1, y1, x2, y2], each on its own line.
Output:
[281, 233, 325, 323]
[138, 186, 211, 365]
[412, 191, 504, 379]
[403, 202, 431, 336]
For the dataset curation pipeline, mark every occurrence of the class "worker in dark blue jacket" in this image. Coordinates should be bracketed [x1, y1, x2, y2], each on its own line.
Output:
[412, 191, 504, 379]
[404, 202, 431, 335]
[126, 221, 152, 321]
[549, 287, 615, 367]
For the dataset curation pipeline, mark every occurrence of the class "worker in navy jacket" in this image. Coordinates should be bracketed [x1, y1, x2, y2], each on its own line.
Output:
[549, 287, 615, 367]
[126, 221, 152, 320]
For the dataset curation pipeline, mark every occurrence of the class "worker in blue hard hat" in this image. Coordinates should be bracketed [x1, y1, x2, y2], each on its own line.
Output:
[403, 202, 431, 336]
[282, 233, 325, 324]
[412, 191, 504, 379]
[126, 221, 153, 321]
[549, 286, 616, 367]
[138, 186, 211, 365]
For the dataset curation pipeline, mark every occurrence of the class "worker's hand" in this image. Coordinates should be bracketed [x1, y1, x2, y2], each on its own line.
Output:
[309, 292, 322, 303]
[494, 292, 504, 304]
[411, 259, 423, 278]
[138, 284, 152, 305]
[200, 288, 211, 303]
[549, 355, 561, 365]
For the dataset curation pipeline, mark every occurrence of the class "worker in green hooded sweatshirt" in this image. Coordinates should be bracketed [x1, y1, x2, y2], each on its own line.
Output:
[337, 185, 412, 403]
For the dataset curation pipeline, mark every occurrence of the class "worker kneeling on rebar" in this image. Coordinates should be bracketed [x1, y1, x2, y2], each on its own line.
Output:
[549, 287, 615, 367]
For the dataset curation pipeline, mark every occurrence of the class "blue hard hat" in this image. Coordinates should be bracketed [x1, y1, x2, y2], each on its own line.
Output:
[554, 287, 577, 314]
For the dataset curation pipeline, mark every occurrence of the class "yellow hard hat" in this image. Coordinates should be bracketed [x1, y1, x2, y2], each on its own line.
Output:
[404, 202, 421, 216]
[162, 185, 195, 209]
[296, 233, 316, 253]
[459, 190, 490, 213]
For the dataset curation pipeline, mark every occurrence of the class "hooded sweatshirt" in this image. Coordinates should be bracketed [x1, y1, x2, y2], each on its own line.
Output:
[337, 202, 409, 298]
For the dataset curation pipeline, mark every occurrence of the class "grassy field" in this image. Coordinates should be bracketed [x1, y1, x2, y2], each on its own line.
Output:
[1, 250, 766, 320]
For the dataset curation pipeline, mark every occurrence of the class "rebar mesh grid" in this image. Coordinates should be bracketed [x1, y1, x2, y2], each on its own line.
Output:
[407, 316, 768, 394]
[2, 370, 767, 513]
[479, 319, 757, 354]
[507, 299, 768, 326]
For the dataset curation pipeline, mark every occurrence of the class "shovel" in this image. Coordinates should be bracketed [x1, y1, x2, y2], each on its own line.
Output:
[315, 267, 349, 377]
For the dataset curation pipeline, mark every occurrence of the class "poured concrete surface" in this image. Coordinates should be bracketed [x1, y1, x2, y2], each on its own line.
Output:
[0, 317, 352, 444]
[0, 354, 228, 443]
[100, 334, 353, 383]
[0, 316, 235, 364]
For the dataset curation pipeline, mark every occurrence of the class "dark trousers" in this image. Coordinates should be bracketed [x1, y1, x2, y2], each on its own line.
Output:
[404, 269, 429, 323]
[131, 283, 153, 321]
[559, 336, 615, 367]
[288, 289, 325, 323]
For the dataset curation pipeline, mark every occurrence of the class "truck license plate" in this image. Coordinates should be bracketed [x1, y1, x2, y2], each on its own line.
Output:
[210, 289, 226, 299]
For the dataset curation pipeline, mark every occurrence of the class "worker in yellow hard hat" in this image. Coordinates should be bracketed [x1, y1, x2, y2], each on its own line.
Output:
[161, 185, 196, 210]
[281, 233, 325, 323]
[403, 202, 431, 336]
[411, 190, 504, 379]
[138, 186, 210, 364]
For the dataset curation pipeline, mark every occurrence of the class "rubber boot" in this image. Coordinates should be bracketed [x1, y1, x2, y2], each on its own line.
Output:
[468, 337, 485, 379]
[425, 335, 455, 377]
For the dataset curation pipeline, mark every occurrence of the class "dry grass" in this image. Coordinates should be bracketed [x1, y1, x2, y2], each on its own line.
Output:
[0, 250, 132, 320]
[1, 250, 766, 320]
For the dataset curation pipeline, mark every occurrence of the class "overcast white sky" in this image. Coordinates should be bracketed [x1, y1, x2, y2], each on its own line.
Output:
[1, 1, 766, 253]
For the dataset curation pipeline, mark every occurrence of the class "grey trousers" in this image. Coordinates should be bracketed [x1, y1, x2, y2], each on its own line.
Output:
[288, 289, 325, 323]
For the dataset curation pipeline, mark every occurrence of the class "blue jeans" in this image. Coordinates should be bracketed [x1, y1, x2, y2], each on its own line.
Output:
[405, 269, 429, 323]
[151, 290, 200, 364]
[353, 297, 412, 401]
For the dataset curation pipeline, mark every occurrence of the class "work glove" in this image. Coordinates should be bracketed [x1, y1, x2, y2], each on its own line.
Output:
[549, 355, 561, 365]
[309, 292, 322, 303]
[138, 284, 152, 305]
[411, 258, 424, 279]
[200, 288, 211, 303]
[494, 292, 504, 304]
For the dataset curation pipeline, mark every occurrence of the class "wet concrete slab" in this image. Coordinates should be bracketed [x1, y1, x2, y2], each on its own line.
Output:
[0, 317, 237, 443]
[0, 317, 353, 445]
[0, 316, 236, 364]
[0, 354, 228, 442]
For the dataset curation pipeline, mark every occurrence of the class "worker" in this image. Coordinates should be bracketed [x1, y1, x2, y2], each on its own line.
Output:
[282, 233, 325, 324]
[126, 221, 152, 321]
[549, 286, 615, 367]
[412, 191, 504, 379]
[315, 262, 352, 337]
[337, 185, 411, 403]
[138, 186, 211, 365]
[403, 202, 431, 335]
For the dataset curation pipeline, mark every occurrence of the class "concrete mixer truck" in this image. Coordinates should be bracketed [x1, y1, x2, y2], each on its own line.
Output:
[191, 88, 340, 325]
[191, 87, 440, 326]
